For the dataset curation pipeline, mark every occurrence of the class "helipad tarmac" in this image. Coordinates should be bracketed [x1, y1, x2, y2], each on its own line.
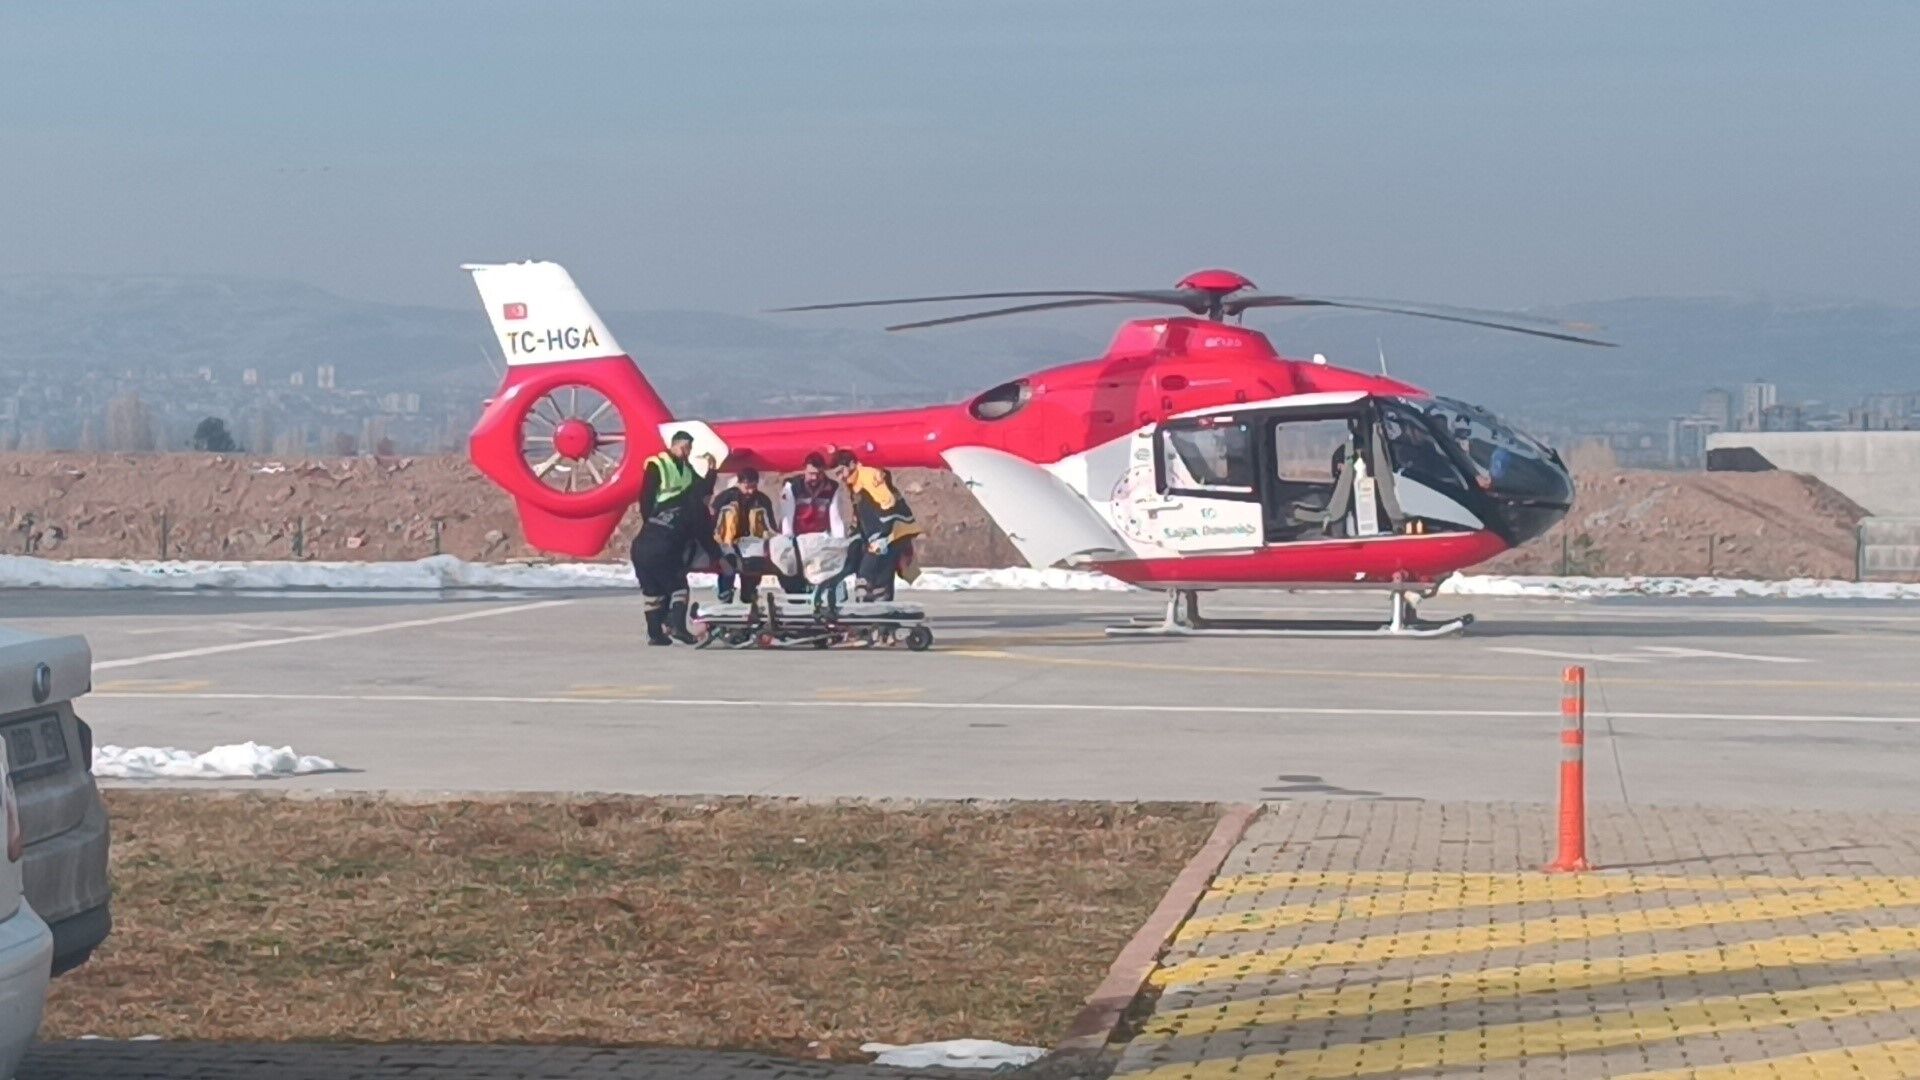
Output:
[9, 587, 1919, 809]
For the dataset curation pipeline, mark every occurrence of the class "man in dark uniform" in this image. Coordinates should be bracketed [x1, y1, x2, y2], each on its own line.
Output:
[630, 431, 716, 645]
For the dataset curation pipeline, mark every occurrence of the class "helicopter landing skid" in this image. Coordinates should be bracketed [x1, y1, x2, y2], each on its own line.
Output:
[1106, 588, 1473, 639]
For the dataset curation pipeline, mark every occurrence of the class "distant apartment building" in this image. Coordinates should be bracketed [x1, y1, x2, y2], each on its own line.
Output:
[1667, 414, 1724, 468]
[316, 364, 336, 390]
[1739, 381, 1778, 432]
[1760, 403, 1805, 432]
[1699, 388, 1733, 430]
[289, 371, 306, 387]
[242, 368, 259, 386]
[1851, 392, 1918, 431]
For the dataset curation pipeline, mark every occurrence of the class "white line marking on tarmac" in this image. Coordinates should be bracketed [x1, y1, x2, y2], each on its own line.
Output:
[1488, 645, 1810, 665]
[84, 691, 1920, 726]
[93, 600, 574, 671]
[1487, 647, 1650, 664]
[120, 622, 324, 637]
[1635, 645, 1809, 664]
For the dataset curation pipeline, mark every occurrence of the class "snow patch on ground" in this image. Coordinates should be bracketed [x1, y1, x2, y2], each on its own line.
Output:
[93, 742, 345, 780]
[860, 1040, 1046, 1070]
[1442, 575, 1920, 601]
[0, 554, 1913, 600]
[0, 555, 1130, 592]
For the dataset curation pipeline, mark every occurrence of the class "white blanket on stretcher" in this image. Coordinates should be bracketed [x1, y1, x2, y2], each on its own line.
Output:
[768, 533, 855, 584]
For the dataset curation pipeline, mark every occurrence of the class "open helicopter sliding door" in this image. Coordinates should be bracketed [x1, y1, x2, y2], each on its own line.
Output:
[1144, 415, 1267, 553]
[941, 446, 1133, 569]
[1111, 393, 1472, 640]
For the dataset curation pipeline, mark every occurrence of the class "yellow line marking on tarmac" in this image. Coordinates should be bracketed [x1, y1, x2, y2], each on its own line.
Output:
[1123, 977, 1920, 1080]
[562, 685, 671, 699]
[92, 678, 212, 694]
[1181, 873, 1834, 940]
[814, 687, 924, 701]
[1607, 1038, 1920, 1079]
[946, 633, 1108, 649]
[1137, 925, 1920, 1044]
[949, 647, 1920, 692]
[1151, 881, 1920, 989]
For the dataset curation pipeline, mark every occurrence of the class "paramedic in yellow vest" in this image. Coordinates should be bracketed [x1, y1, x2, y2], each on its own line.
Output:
[829, 448, 921, 602]
[629, 431, 714, 645]
[710, 466, 776, 604]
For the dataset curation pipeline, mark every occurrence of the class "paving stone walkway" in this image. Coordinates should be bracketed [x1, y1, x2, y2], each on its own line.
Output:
[1115, 801, 1920, 1079]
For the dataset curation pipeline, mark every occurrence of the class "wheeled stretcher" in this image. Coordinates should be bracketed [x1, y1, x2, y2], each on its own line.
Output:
[691, 532, 933, 651]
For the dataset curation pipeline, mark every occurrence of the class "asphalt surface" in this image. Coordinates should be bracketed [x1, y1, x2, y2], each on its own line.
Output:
[8, 585, 1919, 810]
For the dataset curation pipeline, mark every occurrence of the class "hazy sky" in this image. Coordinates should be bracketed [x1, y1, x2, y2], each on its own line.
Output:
[5, 2, 1918, 316]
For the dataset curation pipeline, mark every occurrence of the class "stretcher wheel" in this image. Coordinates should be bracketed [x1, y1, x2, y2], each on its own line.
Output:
[906, 626, 933, 652]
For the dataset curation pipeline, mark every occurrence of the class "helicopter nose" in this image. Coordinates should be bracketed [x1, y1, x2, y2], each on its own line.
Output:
[1487, 451, 1574, 546]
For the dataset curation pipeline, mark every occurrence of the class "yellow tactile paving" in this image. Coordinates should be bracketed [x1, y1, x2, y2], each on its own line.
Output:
[1606, 1039, 1920, 1079]
[1180, 873, 1836, 940]
[1119, 805, 1920, 1080]
[1152, 878, 1920, 989]
[1137, 925, 1920, 1044]
[1204, 870, 1847, 899]
[1123, 977, 1920, 1080]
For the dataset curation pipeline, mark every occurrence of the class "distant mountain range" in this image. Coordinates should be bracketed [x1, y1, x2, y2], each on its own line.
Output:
[4, 274, 1917, 425]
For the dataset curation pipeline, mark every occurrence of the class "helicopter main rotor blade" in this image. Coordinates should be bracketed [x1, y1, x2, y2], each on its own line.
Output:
[770, 289, 1198, 313]
[884, 297, 1141, 331]
[1229, 295, 1616, 347]
[1301, 294, 1581, 329]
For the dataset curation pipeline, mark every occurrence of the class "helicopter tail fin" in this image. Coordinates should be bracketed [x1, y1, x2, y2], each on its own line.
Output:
[463, 262, 679, 557]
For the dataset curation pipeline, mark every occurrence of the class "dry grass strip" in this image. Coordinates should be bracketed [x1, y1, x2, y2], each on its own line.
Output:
[46, 793, 1217, 1059]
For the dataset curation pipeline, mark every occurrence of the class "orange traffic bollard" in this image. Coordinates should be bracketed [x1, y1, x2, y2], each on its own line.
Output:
[1545, 665, 1592, 873]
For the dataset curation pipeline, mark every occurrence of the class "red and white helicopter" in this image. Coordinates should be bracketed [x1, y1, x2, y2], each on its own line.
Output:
[464, 261, 1607, 637]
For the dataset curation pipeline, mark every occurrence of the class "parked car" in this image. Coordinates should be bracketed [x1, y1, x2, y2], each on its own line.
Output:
[0, 741, 54, 1077]
[0, 629, 111, 976]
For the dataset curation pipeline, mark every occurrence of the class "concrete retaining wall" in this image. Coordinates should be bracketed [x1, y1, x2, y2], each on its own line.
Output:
[1707, 432, 1920, 516]
[1859, 517, 1920, 580]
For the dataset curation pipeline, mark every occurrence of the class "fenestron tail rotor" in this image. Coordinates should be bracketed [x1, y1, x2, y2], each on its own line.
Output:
[519, 382, 628, 494]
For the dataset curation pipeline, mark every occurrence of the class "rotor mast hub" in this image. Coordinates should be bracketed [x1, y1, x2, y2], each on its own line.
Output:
[1174, 269, 1256, 321]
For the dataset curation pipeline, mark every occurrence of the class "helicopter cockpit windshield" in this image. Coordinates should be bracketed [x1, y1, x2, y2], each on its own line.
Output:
[1372, 395, 1572, 545]
[1416, 397, 1572, 505]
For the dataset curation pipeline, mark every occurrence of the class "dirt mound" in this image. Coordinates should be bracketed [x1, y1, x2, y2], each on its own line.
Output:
[0, 453, 1021, 568]
[1483, 469, 1867, 579]
[0, 452, 1867, 579]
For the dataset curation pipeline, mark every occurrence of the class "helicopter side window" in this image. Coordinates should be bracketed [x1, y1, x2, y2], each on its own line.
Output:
[1264, 415, 1366, 541]
[1159, 420, 1256, 497]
